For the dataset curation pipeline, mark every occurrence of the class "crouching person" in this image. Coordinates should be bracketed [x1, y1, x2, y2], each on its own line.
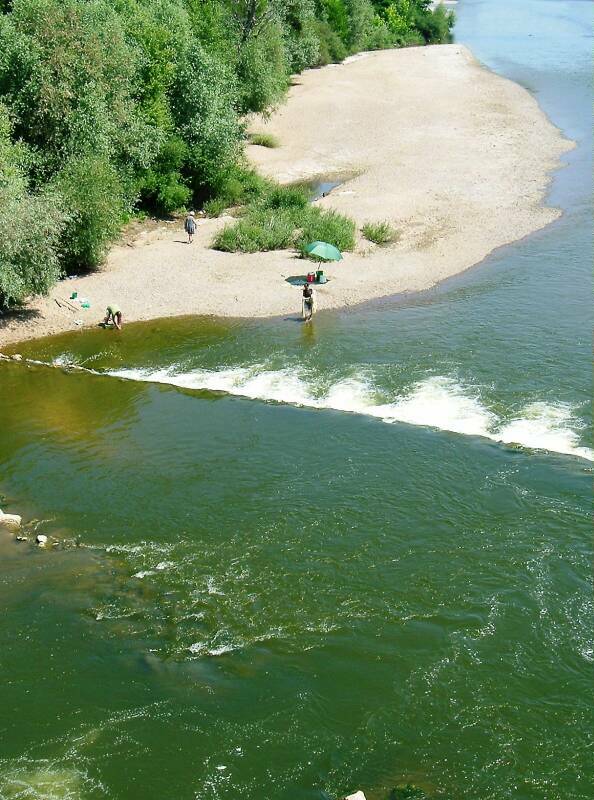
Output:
[103, 304, 123, 330]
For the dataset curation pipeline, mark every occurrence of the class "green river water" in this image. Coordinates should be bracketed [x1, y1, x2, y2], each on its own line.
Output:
[0, 1, 592, 798]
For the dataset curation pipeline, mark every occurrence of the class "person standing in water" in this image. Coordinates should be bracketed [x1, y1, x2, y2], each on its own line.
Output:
[184, 210, 197, 243]
[103, 305, 123, 330]
[302, 283, 315, 321]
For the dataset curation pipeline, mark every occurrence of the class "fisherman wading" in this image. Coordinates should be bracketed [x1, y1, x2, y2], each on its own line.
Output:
[302, 283, 315, 322]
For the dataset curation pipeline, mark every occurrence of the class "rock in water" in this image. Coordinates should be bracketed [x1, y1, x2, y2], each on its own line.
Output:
[36, 534, 48, 546]
[0, 511, 22, 530]
[345, 793, 367, 800]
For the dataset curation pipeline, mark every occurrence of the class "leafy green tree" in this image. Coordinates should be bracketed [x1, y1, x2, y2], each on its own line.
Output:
[0, 0, 455, 300]
[279, 0, 319, 72]
[343, 0, 377, 51]
[53, 155, 126, 270]
[0, 104, 65, 306]
[0, 0, 153, 178]
[138, 136, 191, 214]
[171, 42, 242, 195]
[237, 22, 290, 113]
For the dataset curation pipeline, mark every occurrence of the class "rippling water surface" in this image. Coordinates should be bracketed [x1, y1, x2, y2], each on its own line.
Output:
[0, 1, 592, 798]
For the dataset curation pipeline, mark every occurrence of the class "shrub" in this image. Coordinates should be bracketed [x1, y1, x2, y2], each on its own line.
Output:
[282, 4, 320, 72]
[315, 20, 348, 64]
[259, 185, 310, 211]
[321, 0, 350, 44]
[344, 0, 380, 51]
[211, 167, 272, 209]
[203, 197, 228, 217]
[139, 136, 191, 215]
[53, 155, 127, 270]
[248, 132, 280, 148]
[230, 168, 272, 203]
[171, 43, 242, 194]
[414, 3, 455, 44]
[362, 220, 399, 245]
[0, 105, 66, 305]
[0, 189, 65, 306]
[213, 208, 297, 253]
[297, 206, 356, 255]
[237, 22, 290, 114]
[211, 178, 355, 257]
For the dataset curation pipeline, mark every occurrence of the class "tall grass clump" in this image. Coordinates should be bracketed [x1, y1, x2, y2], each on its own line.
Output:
[203, 198, 228, 217]
[248, 132, 280, 148]
[212, 182, 356, 257]
[297, 207, 356, 256]
[213, 208, 297, 253]
[259, 185, 310, 211]
[362, 220, 399, 245]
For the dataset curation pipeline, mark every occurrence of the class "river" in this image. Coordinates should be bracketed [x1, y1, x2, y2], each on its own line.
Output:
[0, 1, 591, 798]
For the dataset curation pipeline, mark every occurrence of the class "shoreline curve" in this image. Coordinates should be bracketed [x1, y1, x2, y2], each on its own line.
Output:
[0, 44, 573, 346]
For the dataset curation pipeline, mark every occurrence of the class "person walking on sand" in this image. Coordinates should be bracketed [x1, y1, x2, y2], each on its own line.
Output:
[103, 304, 123, 330]
[184, 210, 197, 243]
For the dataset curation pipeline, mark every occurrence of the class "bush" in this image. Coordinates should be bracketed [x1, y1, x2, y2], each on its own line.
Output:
[315, 20, 348, 64]
[321, 0, 350, 43]
[203, 197, 228, 218]
[362, 220, 399, 244]
[344, 0, 380, 51]
[171, 42, 242, 194]
[237, 22, 290, 114]
[414, 3, 455, 44]
[0, 103, 66, 306]
[138, 136, 191, 214]
[259, 185, 310, 211]
[228, 168, 272, 203]
[209, 167, 272, 210]
[213, 208, 297, 253]
[248, 132, 280, 148]
[282, 4, 320, 72]
[297, 206, 356, 255]
[53, 155, 127, 270]
[211, 177, 355, 256]
[0, 189, 65, 306]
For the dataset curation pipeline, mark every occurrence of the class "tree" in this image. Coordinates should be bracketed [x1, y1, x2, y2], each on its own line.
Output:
[171, 43, 242, 194]
[0, 103, 65, 306]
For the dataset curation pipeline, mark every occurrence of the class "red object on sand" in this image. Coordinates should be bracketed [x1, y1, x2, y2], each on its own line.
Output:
[306, 272, 316, 283]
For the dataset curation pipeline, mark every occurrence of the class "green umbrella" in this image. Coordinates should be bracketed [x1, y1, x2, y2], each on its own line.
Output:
[304, 241, 343, 261]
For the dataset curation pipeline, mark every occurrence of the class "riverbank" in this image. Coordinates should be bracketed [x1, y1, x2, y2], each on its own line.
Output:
[0, 44, 572, 346]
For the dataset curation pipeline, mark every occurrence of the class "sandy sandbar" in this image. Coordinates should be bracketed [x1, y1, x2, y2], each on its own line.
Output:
[0, 45, 572, 345]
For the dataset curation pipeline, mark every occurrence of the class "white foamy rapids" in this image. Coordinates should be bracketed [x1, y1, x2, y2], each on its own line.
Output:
[497, 402, 593, 461]
[109, 368, 593, 461]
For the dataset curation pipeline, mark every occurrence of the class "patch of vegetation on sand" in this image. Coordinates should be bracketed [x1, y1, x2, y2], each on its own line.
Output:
[362, 220, 400, 245]
[248, 132, 280, 148]
[212, 179, 355, 258]
[296, 207, 356, 257]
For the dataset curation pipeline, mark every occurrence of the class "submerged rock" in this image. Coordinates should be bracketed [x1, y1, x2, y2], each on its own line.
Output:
[389, 785, 428, 800]
[0, 510, 22, 530]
